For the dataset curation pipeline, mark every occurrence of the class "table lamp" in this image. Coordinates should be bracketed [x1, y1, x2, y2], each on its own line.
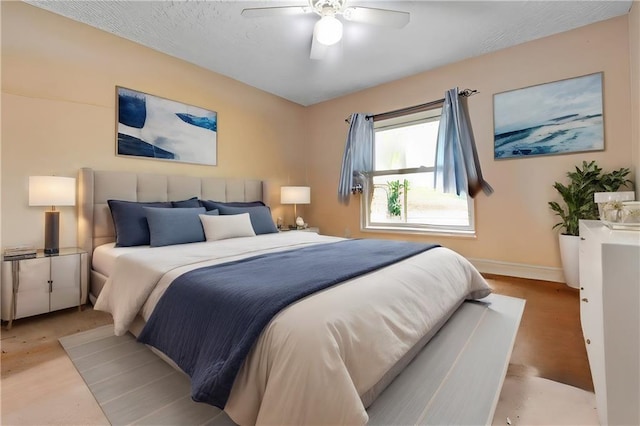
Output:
[281, 186, 310, 229]
[29, 176, 76, 254]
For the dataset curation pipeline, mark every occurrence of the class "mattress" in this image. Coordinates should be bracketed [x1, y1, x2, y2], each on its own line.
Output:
[92, 242, 151, 277]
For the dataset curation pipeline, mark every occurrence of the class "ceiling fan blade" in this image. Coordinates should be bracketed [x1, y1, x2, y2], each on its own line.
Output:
[241, 6, 310, 18]
[310, 31, 328, 60]
[342, 7, 410, 28]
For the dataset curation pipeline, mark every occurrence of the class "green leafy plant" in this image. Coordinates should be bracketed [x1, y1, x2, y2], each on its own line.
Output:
[600, 167, 634, 192]
[387, 180, 402, 217]
[387, 179, 410, 217]
[549, 161, 633, 236]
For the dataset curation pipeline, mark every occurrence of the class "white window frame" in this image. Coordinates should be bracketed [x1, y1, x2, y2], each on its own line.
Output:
[360, 109, 476, 237]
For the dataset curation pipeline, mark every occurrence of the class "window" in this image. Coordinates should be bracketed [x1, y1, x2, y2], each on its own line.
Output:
[362, 108, 475, 235]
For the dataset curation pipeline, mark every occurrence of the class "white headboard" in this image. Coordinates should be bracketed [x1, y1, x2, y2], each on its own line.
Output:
[77, 167, 264, 258]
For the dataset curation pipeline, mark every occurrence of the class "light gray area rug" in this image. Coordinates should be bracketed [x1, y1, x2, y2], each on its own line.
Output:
[60, 294, 524, 425]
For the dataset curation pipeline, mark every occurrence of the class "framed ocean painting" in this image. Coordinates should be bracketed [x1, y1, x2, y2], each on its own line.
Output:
[493, 73, 604, 159]
[116, 87, 217, 165]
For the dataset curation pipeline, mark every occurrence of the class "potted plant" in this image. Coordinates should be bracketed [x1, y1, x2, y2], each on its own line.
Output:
[549, 161, 633, 288]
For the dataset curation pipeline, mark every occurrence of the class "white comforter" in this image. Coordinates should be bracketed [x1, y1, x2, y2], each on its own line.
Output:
[95, 232, 491, 425]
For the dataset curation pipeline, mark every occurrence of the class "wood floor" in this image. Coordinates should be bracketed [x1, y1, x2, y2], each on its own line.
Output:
[486, 275, 593, 392]
[0, 275, 593, 424]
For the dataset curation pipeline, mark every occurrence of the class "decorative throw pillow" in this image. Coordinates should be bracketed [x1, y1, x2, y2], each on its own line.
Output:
[108, 200, 172, 247]
[172, 197, 201, 208]
[144, 207, 207, 247]
[199, 213, 256, 241]
[217, 205, 278, 235]
[200, 199, 265, 211]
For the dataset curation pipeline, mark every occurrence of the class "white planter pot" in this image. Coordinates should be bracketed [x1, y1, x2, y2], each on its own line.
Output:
[559, 234, 581, 289]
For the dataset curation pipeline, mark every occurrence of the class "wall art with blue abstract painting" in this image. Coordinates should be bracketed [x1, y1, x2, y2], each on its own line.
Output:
[116, 87, 217, 165]
[493, 73, 604, 159]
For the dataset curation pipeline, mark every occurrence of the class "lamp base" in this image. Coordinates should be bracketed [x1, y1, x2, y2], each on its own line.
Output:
[44, 211, 60, 255]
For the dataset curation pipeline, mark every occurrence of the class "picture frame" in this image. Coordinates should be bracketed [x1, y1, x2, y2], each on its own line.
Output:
[116, 86, 217, 166]
[493, 72, 604, 159]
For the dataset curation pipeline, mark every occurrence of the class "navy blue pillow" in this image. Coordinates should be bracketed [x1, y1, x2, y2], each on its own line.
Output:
[172, 197, 201, 208]
[201, 199, 265, 211]
[108, 200, 172, 247]
[217, 205, 278, 235]
[144, 207, 207, 247]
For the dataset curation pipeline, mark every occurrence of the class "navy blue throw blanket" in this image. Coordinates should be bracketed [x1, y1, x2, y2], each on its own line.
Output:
[137, 239, 439, 408]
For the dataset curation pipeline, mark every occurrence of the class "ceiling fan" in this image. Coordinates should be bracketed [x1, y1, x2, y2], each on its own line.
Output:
[241, 0, 410, 60]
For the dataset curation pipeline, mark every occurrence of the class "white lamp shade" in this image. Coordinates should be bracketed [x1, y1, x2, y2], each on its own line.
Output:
[314, 15, 343, 46]
[281, 186, 311, 205]
[29, 176, 76, 207]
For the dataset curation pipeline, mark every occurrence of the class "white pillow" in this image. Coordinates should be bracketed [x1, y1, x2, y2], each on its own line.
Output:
[199, 213, 256, 241]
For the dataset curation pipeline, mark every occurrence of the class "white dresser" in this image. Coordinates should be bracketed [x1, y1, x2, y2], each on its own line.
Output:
[578, 220, 639, 426]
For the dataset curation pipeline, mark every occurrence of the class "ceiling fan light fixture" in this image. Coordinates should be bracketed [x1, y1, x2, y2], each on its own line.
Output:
[315, 15, 343, 46]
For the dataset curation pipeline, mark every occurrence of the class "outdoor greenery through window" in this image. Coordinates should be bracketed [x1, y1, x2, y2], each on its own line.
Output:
[362, 108, 475, 235]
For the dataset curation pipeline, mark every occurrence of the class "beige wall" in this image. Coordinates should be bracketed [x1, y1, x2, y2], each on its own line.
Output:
[305, 16, 633, 273]
[1, 2, 308, 250]
[630, 1, 640, 195]
[1, 3, 635, 280]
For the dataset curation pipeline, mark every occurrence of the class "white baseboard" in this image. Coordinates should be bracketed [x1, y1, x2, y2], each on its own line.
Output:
[468, 258, 565, 283]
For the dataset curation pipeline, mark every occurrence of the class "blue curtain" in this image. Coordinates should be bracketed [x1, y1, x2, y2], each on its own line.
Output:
[338, 113, 374, 205]
[434, 88, 493, 198]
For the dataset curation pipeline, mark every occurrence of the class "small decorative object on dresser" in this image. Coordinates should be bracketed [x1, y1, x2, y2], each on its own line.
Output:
[1, 248, 88, 329]
[620, 201, 640, 225]
[594, 191, 635, 223]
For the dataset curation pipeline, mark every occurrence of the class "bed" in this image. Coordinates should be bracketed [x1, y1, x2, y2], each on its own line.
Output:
[78, 167, 505, 425]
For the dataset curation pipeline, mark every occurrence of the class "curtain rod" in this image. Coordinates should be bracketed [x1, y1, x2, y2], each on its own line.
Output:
[344, 88, 478, 124]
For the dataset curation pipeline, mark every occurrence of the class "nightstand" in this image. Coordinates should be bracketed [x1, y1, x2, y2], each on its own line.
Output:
[281, 227, 320, 234]
[299, 227, 320, 233]
[1, 248, 87, 329]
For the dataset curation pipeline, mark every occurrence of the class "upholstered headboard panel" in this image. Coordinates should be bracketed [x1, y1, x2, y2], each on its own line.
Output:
[77, 167, 264, 258]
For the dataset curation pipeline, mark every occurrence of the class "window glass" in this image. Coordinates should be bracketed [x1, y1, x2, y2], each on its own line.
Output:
[374, 121, 438, 170]
[370, 173, 470, 227]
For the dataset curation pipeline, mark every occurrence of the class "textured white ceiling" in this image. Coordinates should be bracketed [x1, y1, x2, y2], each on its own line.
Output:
[25, 0, 632, 106]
